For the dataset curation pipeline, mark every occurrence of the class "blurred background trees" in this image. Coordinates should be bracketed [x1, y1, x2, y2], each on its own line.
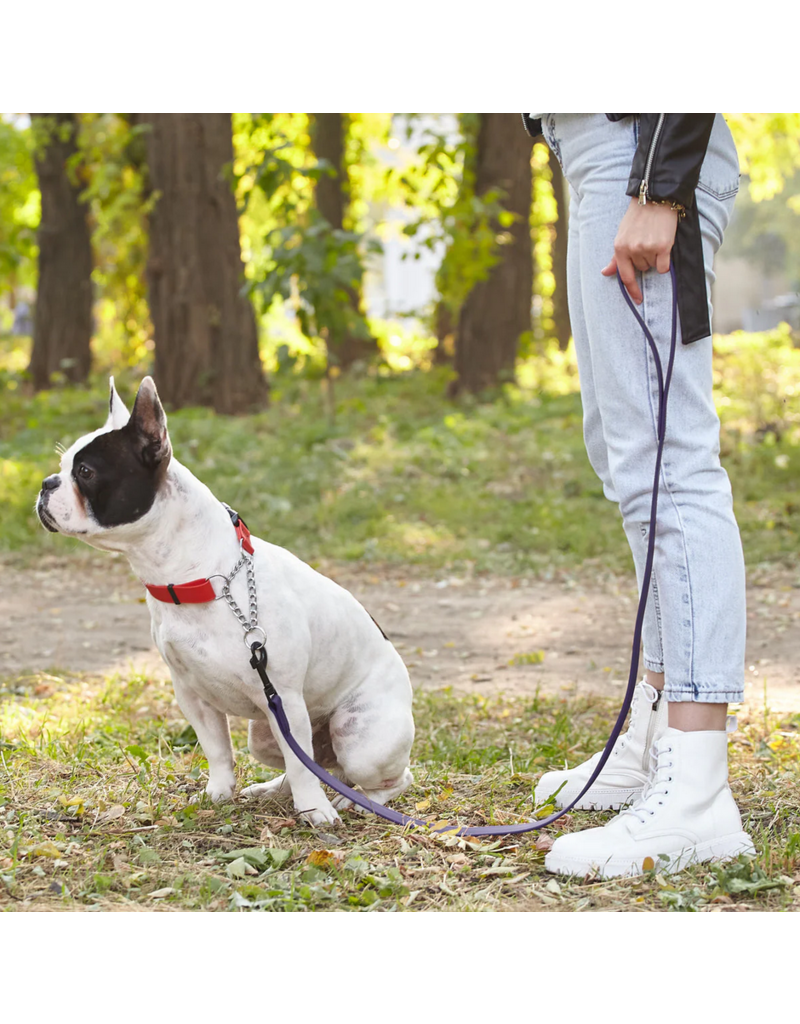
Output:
[1, 112, 799, 406]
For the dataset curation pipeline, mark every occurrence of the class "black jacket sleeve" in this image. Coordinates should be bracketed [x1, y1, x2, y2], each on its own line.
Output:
[521, 114, 542, 138]
[626, 114, 716, 208]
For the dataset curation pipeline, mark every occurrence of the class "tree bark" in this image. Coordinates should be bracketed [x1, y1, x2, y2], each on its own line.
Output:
[548, 148, 571, 351]
[28, 114, 93, 390]
[140, 113, 268, 413]
[452, 114, 533, 395]
[310, 113, 375, 369]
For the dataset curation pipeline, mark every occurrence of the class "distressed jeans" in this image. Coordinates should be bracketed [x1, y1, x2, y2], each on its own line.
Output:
[541, 114, 745, 703]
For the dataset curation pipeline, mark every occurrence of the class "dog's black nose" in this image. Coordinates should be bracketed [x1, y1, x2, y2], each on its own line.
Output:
[42, 475, 61, 492]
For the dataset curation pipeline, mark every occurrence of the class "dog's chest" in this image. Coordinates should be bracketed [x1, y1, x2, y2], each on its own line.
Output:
[150, 604, 266, 718]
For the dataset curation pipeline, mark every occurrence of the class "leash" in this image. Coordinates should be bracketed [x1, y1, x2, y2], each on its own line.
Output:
[204, 267, 677, 835]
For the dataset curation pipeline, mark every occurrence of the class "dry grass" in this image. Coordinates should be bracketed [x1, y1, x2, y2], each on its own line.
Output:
[1, 669, 799, 913]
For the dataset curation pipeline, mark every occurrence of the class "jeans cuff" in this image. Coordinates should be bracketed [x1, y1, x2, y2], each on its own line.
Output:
[664, 686, 745, 704]
[643, 656, 664, 674]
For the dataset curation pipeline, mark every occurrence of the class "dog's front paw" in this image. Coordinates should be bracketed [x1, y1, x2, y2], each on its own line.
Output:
[206, 776, 236, 803]
[296, 796, 341, 827]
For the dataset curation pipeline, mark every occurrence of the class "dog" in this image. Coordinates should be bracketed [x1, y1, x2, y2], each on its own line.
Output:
[36, 376, 415, 826]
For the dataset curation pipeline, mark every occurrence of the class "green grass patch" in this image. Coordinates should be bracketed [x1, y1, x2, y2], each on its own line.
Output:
[3, 324, 800, 575]
[1, 668, 798, 912]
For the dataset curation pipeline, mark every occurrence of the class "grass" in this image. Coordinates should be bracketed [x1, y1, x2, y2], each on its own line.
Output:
[2, 324, 800, 575]
[1, 667, 798, 912]
[2, 327, 800, 912]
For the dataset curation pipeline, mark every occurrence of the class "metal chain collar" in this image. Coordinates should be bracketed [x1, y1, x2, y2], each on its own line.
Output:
[219, 552, 266, 648]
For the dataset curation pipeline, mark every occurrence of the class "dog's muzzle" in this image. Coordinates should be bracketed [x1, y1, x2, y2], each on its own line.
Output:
[38, 475, 61, 532]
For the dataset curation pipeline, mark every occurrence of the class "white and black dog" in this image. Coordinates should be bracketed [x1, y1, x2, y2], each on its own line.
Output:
[36, 377, 414, 825]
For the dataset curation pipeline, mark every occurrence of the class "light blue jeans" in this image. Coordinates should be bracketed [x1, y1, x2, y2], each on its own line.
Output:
[541, 114, 745, 703]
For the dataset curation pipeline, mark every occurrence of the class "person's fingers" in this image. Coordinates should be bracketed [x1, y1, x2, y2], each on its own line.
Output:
[655, 250, 671, 274]
[616, 253, 642, 304]
[601, 256, 617, 277]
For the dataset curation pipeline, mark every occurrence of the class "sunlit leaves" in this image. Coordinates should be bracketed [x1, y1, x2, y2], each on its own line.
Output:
[0, 116, 39, 300]
[727, 113, 800, 202]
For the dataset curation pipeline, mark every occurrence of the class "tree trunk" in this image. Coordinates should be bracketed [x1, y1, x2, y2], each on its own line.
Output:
[548, 148, 571, 351]
[433, 300, 455, 363]
[452, 114, 533, 395]
[28, 114, 93, 390]
[141, 113, 268, 414]
[310, 113, 375, 369]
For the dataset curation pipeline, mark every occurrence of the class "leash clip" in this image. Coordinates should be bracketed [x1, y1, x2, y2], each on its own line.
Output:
[249, 641, 277, 700]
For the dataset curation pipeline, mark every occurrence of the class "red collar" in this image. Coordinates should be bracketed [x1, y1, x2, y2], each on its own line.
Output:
[144, 506, 254, 606]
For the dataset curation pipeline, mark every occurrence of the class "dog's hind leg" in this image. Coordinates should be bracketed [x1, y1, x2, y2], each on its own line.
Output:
[329, 685, 414, 812]
[240, 720, 291, 802]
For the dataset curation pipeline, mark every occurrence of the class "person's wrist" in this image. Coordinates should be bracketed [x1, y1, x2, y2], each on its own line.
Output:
[638, 195, 686, 219]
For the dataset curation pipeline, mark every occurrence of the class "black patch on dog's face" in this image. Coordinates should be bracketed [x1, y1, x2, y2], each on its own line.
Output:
[71, 426, 165, 528]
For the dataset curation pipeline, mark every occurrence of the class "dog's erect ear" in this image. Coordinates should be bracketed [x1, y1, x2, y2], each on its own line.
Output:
[128, 377, 171, 469]
[105, 376, 131, 430]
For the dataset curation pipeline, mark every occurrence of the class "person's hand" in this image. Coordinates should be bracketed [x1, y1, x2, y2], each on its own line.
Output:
[601, 198, 679, 304]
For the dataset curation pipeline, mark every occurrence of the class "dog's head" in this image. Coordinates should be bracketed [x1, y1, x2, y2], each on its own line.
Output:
[37, 376, 172, 545]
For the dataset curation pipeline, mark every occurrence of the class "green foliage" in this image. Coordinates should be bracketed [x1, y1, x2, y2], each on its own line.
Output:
[393, 114, 509, 323]
[73, 114, 153, 372]
[727, 114, 800, 202]
[234, 113, 379, 362]
[0, 116, 39, 307]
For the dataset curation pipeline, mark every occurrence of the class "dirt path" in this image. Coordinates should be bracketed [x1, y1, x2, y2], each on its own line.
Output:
[2, 554, 799, 713]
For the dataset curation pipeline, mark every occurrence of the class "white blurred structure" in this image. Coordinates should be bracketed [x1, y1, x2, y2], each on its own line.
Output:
[362, 115, 458, 322]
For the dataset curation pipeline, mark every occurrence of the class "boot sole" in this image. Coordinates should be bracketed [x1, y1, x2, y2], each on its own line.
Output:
[545, 831, 756, 879]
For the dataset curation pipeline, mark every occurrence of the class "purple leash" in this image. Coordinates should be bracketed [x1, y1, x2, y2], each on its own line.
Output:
[251, 266, 679, 836]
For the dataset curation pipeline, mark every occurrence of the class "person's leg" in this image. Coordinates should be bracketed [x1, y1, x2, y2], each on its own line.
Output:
[534, 117, 667, 811]
[538, 114, 752, 875]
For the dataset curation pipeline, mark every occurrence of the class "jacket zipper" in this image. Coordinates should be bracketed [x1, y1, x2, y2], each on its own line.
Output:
[638, 113, 666, 205]
[641, 688, 663, 772]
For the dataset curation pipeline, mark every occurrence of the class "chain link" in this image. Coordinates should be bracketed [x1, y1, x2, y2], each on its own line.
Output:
[220, 552, 259, 634]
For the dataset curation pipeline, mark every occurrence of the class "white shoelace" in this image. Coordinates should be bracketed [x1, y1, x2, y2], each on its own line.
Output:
[614, 680, 659, 756]
[620, 741, 674, 824]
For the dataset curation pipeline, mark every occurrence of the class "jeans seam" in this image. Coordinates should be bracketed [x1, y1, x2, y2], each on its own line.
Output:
[639, 522, 664, 665]
[640, 274, 697, 692]
[696, 182, 739, 201]
[543, 115, 578, 194]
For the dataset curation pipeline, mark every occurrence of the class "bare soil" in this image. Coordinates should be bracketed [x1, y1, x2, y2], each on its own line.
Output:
[3, 554, 799, 714]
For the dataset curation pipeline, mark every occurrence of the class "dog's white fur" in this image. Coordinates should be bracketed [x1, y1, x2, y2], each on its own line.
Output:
[41, 378, 415, 825]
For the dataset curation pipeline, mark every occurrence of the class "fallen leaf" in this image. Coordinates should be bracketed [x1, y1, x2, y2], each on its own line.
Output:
[534, 835, 554, 852]
[26, 841, 63, 859]
[57, 795, 85, 814]
[226, 857, 257, 878]
[264, 816, 296, 830]
[415, 799, 431, 812]
[99, 805, 126, 822]
[545, 878, 562, 895]
[149, 887, 176, 899]
[306, 849, 345, 870]
[642, 856, 656, 871]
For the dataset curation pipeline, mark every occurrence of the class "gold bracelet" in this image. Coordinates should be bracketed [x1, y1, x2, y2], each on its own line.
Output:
[644, 197, 686, 219]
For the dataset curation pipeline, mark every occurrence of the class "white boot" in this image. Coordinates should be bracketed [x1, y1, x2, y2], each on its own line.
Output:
[534, 681, 667, 811]
[544, 727, 755, 878]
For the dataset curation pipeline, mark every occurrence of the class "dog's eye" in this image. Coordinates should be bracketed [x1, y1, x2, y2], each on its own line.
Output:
[77, 464, 95, 482]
